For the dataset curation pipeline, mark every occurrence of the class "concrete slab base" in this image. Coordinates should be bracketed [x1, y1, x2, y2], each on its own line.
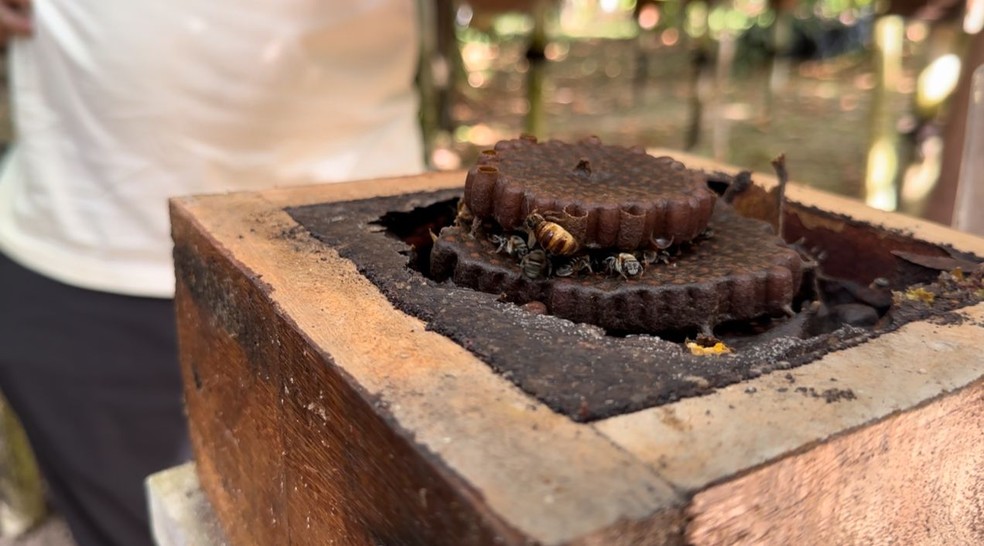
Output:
[146, 463, 226, 546]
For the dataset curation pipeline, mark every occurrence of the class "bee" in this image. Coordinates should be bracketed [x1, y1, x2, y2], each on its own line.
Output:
[520, 249, 551, 279]
[638, 249, 671, 266]
[455, 200, 482, 238]
[454, 199, 473, 226]
[525, 212, 580, 256]
[490, 234, 530, 260]
[604, 252, 643, 279]
[554, 255, 593, 277]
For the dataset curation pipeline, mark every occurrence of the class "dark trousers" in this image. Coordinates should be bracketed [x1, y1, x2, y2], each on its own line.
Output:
[0, 252, 189, 546]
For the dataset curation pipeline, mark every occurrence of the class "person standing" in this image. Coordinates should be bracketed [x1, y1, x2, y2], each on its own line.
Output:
[0, 1, 425, 545]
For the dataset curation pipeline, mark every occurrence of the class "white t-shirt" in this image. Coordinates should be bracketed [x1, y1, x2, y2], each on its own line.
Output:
[0, 0, 425, 297]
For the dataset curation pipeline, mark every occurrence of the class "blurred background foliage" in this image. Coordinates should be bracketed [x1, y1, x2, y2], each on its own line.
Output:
[417, 0, 984, 224]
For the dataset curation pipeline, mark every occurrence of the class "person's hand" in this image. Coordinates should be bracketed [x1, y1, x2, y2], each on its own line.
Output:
[0, 0, 32, 39]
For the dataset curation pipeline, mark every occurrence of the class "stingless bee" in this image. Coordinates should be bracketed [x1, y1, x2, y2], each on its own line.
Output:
[454, 199, 473, 226]
[455, 199, 481, 237]
[490, 234, 530, 259]
[524, 212, 580, 256]
[520, 249, 551, 279]
[554, 254, 593, 277]
[638, 249, 671, 266]
[604, 252, 643, 279]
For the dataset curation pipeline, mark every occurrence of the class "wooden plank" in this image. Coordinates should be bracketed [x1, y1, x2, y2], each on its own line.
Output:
[597, 305, 984, 491]
[173, 219, 286, 546]
[275, 302, 528, 545]
[594, 303, 984, 492]
[685, 379, 984, 545]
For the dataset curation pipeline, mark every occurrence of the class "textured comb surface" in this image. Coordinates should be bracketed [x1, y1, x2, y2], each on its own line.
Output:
[463, 136, 717, 250]
[432, 204, 805, 333]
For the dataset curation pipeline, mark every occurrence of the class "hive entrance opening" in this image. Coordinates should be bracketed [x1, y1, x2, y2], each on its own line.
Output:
[373, 198, 456, 279]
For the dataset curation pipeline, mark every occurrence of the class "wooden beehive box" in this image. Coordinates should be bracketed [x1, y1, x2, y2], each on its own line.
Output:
[170, 152, 984, 546]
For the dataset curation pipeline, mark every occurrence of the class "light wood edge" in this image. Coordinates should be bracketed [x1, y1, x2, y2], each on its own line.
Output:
[594, 303, 984, 492]
[177, 153, 984, 257]
[183, 170, 465, 209]
[170, 189, 681, 546]
[685, 378, 984, 545]
[651, 148, 984, 255]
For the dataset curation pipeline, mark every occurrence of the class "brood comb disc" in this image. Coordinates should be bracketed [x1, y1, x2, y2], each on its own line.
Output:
[431, 204, 807, 334]
[463, 136, 717, 250]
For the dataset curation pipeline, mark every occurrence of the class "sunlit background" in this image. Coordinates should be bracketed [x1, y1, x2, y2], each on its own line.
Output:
[418, 0, 984, 226]
[0, 0, 978, 225]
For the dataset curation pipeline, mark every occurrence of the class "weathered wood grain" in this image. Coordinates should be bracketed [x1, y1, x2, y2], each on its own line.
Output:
[594, 303, 984, 492]
[686, 379, 983, 545]
[174, 220, 286, 546]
